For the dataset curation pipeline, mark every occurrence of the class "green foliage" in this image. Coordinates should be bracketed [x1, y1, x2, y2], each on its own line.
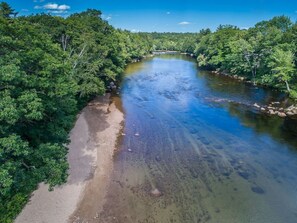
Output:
[0, 2, 16, 18]
[0, 12, 77, 222]
[0, 3, 152, 222]
[289, 90, 297, 99]
[145, 32, 200, 53]
[195, 25, 243, 69]
[255, 16, 292, 33]
[267, 48, 295, 91]
[193, 17, 297, 95]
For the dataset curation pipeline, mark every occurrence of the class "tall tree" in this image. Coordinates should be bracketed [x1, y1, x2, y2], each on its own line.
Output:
[267, 48, 295, 92]
[0, 2, 17, 18]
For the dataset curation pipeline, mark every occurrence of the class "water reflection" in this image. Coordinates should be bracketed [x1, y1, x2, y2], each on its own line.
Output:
[98, 55, 297, 223]
[197, 70, 290, 106]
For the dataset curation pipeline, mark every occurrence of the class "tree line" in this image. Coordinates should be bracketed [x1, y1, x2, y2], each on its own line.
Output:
[145, 32, 204, 53]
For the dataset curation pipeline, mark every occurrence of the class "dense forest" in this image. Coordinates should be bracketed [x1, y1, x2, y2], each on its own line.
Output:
[0, 2, 152, 222]
[0, 1, 297, 222]
[146, 32, 203, 53]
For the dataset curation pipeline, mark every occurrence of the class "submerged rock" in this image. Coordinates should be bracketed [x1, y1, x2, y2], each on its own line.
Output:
[268, 110, 276, 115]
[277, 112, 286, 118]
[222, 171, 231, 177]
[150, 188, 162, 197]
[251, 186, 265, 194]
[253, 103, 260, 108]
[285, 105, 297, 117]
[237, 171, 250, 180]
[215, 208, 221, 213]
[271, 101, 280, 105]
[155, 156, 161, 162]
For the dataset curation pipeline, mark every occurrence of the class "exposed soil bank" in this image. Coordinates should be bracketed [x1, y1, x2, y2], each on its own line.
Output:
[15, 94, 123, 223]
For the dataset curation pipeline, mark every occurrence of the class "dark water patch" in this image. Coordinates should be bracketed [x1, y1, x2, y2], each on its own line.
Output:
[237, 171, 250, 180]
[251, 185, 265, 194]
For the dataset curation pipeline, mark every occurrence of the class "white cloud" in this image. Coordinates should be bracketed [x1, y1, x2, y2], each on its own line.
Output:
[166, 12, 171, 15]
[178, 21, 191, 25]
[44, 3, 59, 10]
[21, 9, 29, 12]
[58, 5, 70, 10]
[34, 3, 70, 14]
[33, 0, 45, 2]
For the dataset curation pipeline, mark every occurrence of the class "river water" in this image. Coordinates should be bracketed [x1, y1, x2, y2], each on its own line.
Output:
[99, 54, 297, 223]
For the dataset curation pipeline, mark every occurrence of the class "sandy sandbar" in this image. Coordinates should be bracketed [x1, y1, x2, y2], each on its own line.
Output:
[15, 94, 123, 223]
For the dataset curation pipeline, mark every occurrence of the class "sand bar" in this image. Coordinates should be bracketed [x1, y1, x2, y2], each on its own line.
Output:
[15, 94, 123, 223]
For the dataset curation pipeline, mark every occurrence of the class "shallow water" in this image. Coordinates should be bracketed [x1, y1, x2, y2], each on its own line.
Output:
[100, 55, 297, 223]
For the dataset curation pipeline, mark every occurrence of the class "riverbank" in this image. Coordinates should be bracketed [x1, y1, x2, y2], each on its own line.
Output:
[15, 94, 123, 223]
[208, 70, 297, 118]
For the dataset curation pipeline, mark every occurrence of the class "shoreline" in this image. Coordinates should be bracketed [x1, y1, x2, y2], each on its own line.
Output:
[69, 94, 124, 222]
[207, 70, 297, 118]
[15, 93, 124, 223]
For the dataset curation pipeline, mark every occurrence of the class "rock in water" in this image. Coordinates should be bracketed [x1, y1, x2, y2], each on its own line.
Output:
[253, 103, 260, 108]
[238, 171, 250, 180]
[155, 156, 161, 162]
[251, 186, 265, 194]
[277, 112, 286, 118]
[269, 110, 276, 115]
[150, 188, 162, 197]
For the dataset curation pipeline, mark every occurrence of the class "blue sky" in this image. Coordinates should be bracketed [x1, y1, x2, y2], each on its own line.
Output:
[6, 0, 297, 32]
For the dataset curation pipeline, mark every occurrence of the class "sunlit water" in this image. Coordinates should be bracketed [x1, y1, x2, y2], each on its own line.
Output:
[99, 55, 297, 223]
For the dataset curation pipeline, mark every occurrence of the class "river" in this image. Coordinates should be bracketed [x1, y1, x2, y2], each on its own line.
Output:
[98, 54, 297, 223]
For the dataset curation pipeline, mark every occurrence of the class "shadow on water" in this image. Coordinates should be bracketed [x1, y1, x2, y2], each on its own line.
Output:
[197, 70, 291, 106]
[195, 70, 297, 149]
[95, 54, 297, 223]
[227, 103, 297, 147]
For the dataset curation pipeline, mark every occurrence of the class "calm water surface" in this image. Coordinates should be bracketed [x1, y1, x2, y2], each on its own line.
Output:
[100, 55, 297, 223]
